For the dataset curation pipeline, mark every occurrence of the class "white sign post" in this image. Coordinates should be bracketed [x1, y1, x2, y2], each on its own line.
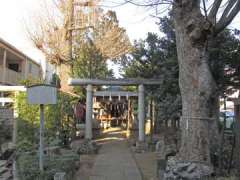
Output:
[27, 84, 57, 172]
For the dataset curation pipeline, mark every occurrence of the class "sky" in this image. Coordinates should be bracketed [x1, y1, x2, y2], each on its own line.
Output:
[0, 0, 239, 77]
[0, 0, 160, 63]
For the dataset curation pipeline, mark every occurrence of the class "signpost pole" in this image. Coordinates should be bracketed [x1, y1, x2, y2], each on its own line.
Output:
[39, 104, 44, 172]
[27, 85, 57, 174]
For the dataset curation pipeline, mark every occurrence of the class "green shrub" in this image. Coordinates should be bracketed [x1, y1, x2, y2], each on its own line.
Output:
[17, 152, 79, 180]
[15, 89, 78, 179]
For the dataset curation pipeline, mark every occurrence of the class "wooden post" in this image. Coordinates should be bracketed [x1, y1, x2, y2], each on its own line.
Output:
[150, 99, 153, 141]
[0, 92, 4, 106]
[24, 57, 28, 79]
[2, 49, 7, 84]
[152, 100, 156, 133]
[127, 99, 131, 137]
[13, 92, 19, 145]
[147, 100, 151, 119]
[13, 92, 18, 180]
[219, 97, 227, 173]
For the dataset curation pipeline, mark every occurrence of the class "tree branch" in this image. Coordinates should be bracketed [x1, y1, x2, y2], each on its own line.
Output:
[202, 0, 208, 19]
[208, 0, 223, 24]
[220, 0, 237, 20]
[123, 0, 172, 7]
[215, 0, 240, 35]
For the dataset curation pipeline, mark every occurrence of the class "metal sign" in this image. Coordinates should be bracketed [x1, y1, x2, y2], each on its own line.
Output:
[26, 84, 57, 172]
[27, 84, 57, 105]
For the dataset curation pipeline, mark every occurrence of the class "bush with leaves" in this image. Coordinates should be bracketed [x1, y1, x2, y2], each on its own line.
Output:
[16, 91, 77, 152]
[15, 86, 79, 179]
[17, 152, 79, 180]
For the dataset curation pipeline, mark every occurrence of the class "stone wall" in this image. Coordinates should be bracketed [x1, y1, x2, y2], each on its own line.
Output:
[0, 108, 13, 125]
[0, 108, 14, 180]
[0, 108, 13, 148]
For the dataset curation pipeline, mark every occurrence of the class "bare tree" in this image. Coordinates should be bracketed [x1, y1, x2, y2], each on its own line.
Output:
[27, 0, 132, 92]
[122, 0, 240, 178]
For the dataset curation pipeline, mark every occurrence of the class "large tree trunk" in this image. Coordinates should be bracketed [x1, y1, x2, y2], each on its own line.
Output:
[234, 98, 240, 176]
[164, 1, 218, 179]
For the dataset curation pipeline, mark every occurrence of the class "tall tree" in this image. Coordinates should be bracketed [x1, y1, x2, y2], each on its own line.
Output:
[27, 0, 131, 91]
[209, 29, 240, 95]
[124, 17, 240, 172]
[171, 3, 240, 177]
[122, 31, 180, 127]
[72, 39, 113, 79]
[123, 0, 240, 178]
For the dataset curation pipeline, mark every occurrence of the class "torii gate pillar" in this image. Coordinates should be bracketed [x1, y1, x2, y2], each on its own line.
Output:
[68, 78, 161, 141]
[85, 84, 93, 139]
[138, 84, 145, 142]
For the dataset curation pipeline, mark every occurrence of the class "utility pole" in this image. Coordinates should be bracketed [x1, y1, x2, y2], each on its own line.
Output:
[67, 0, 99, 41]
[66, 0, 99, 72]
[59, 0, 99, 92]
[68, 0, 74, 64]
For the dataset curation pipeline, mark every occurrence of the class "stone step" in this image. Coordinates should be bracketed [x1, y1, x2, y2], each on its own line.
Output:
[0, 167, 8, 175]
[0, 160, 7, 168]
[0, 160, 12, 180]
[0, 170, 12, 180]
[89, 175, 106, 180]
[1, 142, 14, 153]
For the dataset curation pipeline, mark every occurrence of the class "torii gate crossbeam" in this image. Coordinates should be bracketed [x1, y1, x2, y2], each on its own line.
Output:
[68, 78, 161, 142]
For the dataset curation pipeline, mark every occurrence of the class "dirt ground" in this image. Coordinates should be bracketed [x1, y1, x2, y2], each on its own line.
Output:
[133, 151, 158, 180]
[74, 128, 141, 180]
[74, 154, 97, 180]
[74, 128, 159, 180]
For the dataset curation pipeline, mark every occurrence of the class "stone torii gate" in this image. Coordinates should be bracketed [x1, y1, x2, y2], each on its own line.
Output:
[68, 78, 160, 142]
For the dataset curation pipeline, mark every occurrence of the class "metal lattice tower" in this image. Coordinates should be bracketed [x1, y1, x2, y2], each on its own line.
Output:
[66, 0, 100, 61]
[72, 0, 100, 31]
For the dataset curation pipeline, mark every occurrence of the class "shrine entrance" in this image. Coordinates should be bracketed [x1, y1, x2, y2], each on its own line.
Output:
[68, 78, 160, 142]
[93, 89, 138, 130]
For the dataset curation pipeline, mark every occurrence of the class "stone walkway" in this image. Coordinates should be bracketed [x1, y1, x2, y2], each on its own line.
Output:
[89, 128, 142, 180]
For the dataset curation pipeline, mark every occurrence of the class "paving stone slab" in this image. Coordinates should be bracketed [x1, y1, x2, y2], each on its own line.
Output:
[90, 175, 106, 180]
[90, 135, 142, 180]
